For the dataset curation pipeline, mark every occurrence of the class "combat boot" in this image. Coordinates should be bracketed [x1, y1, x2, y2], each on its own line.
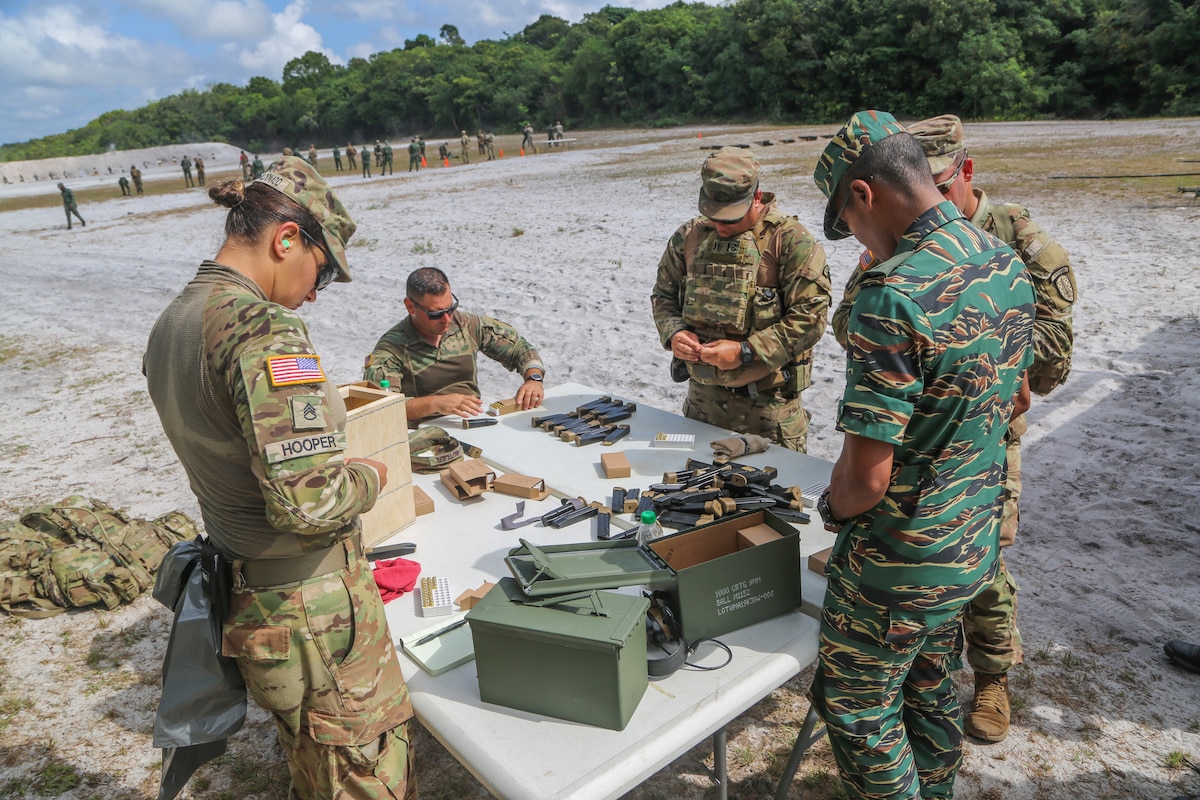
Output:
[965, 671, 1010, 742]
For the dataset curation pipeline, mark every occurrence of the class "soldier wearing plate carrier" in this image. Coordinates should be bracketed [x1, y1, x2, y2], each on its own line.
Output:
[831, 114, 1078, 743]
[651, 146, 831, 452]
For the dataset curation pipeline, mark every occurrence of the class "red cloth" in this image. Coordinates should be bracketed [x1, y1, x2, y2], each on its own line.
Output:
[372, 557, 421, 603]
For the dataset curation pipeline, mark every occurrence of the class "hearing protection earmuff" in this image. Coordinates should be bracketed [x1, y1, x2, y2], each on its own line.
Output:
[645, 590, 687, 677]
[644, 590, 733, 677]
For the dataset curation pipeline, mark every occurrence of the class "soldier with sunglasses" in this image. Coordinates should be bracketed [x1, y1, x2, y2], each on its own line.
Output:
[364, 267, 545, 422]
[144, 157, 416, 799]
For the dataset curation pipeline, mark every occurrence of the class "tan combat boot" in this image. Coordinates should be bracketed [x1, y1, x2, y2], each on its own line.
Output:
[965, 671, 1010, 742]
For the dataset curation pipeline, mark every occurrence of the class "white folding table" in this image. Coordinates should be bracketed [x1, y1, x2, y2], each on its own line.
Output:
[378, 382, 836, 799]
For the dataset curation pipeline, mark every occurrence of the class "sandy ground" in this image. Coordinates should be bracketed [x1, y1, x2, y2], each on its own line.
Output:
[1, 119, 1199, 800]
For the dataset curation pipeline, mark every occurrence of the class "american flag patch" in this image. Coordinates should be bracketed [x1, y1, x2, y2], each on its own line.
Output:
[267, 355, 325, 387]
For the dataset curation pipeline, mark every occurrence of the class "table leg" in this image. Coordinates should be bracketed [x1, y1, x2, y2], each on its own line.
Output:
[773, 706, 825, 799]
[712, 726, 727, 800]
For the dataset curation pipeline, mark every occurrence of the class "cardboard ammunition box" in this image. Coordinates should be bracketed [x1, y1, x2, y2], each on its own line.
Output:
[466, 578, 649, 731]
[440, 459, 495, 499]
[601, 451, 631, 479]
[486, 397, 522, 416]
[494, 472, 550, 500]
[455, 581, 495, 610]
[339, 383, 414, 548]
[412, 485, 435, 516]
[807, 546, 832, 576]
[504, 510, 802, 644]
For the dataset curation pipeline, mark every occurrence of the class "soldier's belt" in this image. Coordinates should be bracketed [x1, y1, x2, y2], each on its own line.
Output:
[238, 534, 361, 588]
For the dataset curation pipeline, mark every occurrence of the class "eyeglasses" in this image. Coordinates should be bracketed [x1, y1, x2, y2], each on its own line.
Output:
[298, 228, 338, 291]
[411, 293, 459, 320]
[934, 152, 968, 193]
[832, 175, 872, 235]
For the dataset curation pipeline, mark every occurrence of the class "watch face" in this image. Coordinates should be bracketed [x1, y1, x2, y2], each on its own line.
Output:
[817, 495, 835, 525]
[528, 373, 543, 382]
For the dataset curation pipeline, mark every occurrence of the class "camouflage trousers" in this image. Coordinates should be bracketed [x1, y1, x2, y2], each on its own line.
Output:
[682, 381, 809, 452]
[811, 577, 967, 800]
[963, 417, 1024, 674]
[64, 205, 84, 226]
[223, 542, 416, 800]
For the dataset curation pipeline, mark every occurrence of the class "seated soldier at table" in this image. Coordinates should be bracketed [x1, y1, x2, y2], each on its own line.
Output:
[365, 267, 546, 422]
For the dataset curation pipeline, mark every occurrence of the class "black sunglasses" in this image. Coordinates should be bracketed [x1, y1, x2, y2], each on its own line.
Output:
[298, 228, 338, 291]
[411, 293, 459, 320]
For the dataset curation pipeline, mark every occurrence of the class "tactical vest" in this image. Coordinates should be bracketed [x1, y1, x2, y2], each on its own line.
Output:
[678, 202, 809, 389]
[1, 497, 196, 618]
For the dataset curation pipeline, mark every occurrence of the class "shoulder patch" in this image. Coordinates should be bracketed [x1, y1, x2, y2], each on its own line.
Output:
[1049, 266, 1076, 303]
[289, 395, 326, 431]
[266, 354, 325, 387]
[264, 432, 347, 464]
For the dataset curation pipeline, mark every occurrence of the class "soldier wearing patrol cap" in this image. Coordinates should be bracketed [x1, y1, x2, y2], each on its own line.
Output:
[651, 146, 831, 451]
[144, 157, 416, 800]
[830, 114, 1078, 744]
[809, 111, 1034, 800]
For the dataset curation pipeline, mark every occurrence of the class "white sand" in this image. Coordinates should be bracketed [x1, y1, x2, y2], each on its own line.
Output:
[1, 121, 1199, 799]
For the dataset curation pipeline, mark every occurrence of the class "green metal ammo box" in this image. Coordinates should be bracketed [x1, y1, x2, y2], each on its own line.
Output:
[647, 509, 802, 642]
[504, 509, 802, 643]
[465, 577, 650, 731]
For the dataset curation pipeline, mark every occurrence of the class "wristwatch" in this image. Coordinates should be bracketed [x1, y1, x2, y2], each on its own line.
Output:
[739, 341, 754, 365]
[525, 372, 544, 382]
[817, 490, 846, 532]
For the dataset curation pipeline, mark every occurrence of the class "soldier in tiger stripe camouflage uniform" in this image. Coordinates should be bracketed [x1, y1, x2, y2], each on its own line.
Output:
[810, 111, 1034, 800]
[831, 114, 1077, 743]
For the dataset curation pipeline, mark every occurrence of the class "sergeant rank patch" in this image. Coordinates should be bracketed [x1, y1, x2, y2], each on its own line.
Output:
[289, 395, 326, 431]
[267, 354, 325, 387]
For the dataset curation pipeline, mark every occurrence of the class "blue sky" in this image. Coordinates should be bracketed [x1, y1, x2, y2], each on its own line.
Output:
[0, 0, 683, 145]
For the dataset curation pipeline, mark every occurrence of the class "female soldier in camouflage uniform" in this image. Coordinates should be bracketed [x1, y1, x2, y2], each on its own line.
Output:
[144, 157, 415, 799]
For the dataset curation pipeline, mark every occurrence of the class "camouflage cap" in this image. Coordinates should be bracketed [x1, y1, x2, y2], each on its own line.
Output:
[254, 156, 357, 283]
[908, 114, 964, 174]
[813, 110, 907, 240]
[698, 147, 760, 222]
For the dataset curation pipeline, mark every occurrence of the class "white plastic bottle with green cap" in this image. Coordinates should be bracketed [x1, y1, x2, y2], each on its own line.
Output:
[636, 510, 664, 547]
[379, 379, 391, 391]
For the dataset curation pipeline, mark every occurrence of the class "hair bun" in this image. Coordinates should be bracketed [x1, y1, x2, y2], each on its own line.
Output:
[209, 178, 246, 208]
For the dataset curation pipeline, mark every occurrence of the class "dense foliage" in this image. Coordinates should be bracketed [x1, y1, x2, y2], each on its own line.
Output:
[3, 0, 1197, 160]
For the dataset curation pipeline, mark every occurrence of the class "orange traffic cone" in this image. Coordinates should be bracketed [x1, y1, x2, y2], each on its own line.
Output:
[421, 156, 427, 167]
[498, 149, 504, 158]
[698, 132, 702, 138]
[520, 148, 525, 157]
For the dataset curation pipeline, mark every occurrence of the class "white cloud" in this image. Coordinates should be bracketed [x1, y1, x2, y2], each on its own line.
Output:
[236, 1, 334, 74]
[340, 1, 407, 23]
[0, 5, 188, 89]
[125, 0, 273, 40]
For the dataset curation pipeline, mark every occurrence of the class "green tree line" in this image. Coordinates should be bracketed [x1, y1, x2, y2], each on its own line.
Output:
[3, 0, 1197, 161]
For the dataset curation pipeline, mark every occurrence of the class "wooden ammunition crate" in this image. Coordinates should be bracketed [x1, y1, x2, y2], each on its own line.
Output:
[339, 383, 414, 547]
